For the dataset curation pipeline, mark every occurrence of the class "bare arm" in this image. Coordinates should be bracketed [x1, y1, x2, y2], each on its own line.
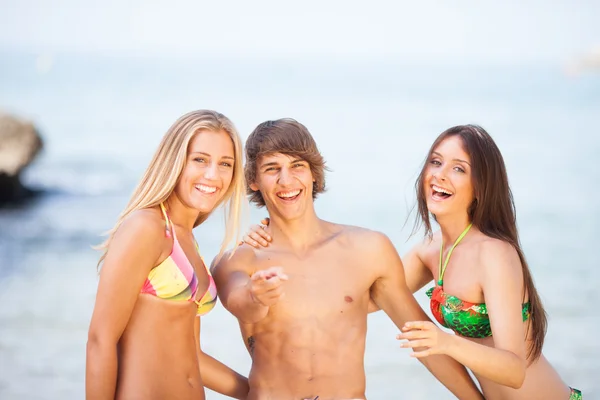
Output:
[442, 241, 527, 388]
[368, 240, 434, 313]
[403, 242, 434, 293]
[194, 317, 249, 399]
[211, 247, 286, 324]
[86, 211, 165, 400]
[369, 232, 483, 400]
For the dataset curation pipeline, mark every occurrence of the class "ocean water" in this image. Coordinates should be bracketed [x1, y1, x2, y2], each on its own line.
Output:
[0, 51, 598, 399]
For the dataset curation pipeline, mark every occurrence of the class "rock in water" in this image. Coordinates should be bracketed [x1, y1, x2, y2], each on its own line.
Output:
[0, 112, 43, 204]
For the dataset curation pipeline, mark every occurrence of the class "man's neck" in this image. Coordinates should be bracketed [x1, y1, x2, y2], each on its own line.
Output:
[267, 210, 326, 253]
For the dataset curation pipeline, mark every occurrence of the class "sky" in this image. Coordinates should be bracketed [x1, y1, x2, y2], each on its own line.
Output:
[0, 0, 599, 64]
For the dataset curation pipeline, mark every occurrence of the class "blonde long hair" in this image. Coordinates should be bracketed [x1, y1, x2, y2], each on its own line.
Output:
[96, 110, 247, 268]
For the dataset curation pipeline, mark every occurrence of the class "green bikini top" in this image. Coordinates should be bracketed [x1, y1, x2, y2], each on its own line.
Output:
[426, 224, 530, 338]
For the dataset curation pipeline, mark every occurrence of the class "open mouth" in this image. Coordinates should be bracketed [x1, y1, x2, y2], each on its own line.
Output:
[195, 184, 218, 195]
[431, 184, 453, 201]
[276, 189, 302, 201]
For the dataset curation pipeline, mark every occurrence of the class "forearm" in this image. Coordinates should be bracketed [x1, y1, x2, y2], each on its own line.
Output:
[199, 351, 248, 399]
[379, 300, 481, 398]
[85, 342, 117, 400]
[419, 353, 483, 400]
[446, 335, 526, 389]
[225, 285, 269, 323]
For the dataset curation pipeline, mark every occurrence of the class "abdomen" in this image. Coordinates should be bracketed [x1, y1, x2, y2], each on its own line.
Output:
[247, 314, 367, 399]
[116, 294, 204, 400]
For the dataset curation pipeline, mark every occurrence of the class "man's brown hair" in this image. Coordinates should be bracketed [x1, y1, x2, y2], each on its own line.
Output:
[245, 118, 327, 207]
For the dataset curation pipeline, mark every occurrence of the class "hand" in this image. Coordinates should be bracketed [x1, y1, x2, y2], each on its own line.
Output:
[396, 321, 453, 358]
[242, 218, 271, 248]
[247, 266, 288, 307]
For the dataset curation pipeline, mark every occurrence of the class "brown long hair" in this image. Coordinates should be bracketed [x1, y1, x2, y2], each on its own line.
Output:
[413, 124, 547, 361]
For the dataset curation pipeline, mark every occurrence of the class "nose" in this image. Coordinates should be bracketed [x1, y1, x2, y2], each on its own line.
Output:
[277, 167, 293, 186]
[433, 169, 447, 181]
[204, 162, 218, 180]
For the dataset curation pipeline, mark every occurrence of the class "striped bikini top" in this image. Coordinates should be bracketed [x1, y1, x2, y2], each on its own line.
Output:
[140, 203, 217, 316]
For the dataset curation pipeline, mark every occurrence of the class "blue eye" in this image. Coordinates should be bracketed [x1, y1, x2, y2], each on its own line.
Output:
[194, 157, 206, 163]
[430, 159, 441, 166]
[220, 162, 233, 168]
[454, 166, 465, 173]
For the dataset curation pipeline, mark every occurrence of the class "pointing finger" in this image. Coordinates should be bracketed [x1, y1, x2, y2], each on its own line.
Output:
[250, 271, 267, 281]
[264, 267, 287, 279]
[263, 276, 287, 288]
[274, 272, 289, 281]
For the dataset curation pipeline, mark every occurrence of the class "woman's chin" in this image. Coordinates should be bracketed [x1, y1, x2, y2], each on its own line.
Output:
[426, 202, 448, 217]
[191, 200, 219, 214]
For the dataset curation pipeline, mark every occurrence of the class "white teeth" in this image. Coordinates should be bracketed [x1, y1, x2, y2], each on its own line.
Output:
[195, 184, 217, 194]
[278, 189, 301, 198]
[432, 185, 453, 195]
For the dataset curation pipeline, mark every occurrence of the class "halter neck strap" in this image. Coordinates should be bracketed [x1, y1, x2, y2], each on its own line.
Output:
[437, 223, 472, 286]
[159, 203, 175, 238]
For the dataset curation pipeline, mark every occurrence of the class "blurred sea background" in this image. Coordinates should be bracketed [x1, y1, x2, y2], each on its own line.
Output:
[1, 1, 599, 399]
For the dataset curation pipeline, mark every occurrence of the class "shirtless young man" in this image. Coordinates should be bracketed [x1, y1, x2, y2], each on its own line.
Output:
[212, 119, 483, 400]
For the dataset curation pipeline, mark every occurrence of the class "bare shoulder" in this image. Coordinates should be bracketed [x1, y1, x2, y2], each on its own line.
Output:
[337, 224, 396, 256]
[111, 208, 166, 247]
[476, 236, 522, 278]
[211, 243, 257, 275]
[100, 207, 167, 274]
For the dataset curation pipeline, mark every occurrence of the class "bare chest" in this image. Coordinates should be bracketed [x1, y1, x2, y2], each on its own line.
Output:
[253, 249, 373, 318]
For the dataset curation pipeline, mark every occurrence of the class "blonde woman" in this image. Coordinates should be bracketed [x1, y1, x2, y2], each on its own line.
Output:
[86, 110, 248, 400]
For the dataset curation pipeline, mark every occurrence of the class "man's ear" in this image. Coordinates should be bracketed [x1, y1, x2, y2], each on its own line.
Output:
[250, 182, 259, 191]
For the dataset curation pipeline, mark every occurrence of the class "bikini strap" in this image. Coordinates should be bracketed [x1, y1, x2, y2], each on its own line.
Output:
[159, 203, 175, 238]
[438, 223, 472, 286]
